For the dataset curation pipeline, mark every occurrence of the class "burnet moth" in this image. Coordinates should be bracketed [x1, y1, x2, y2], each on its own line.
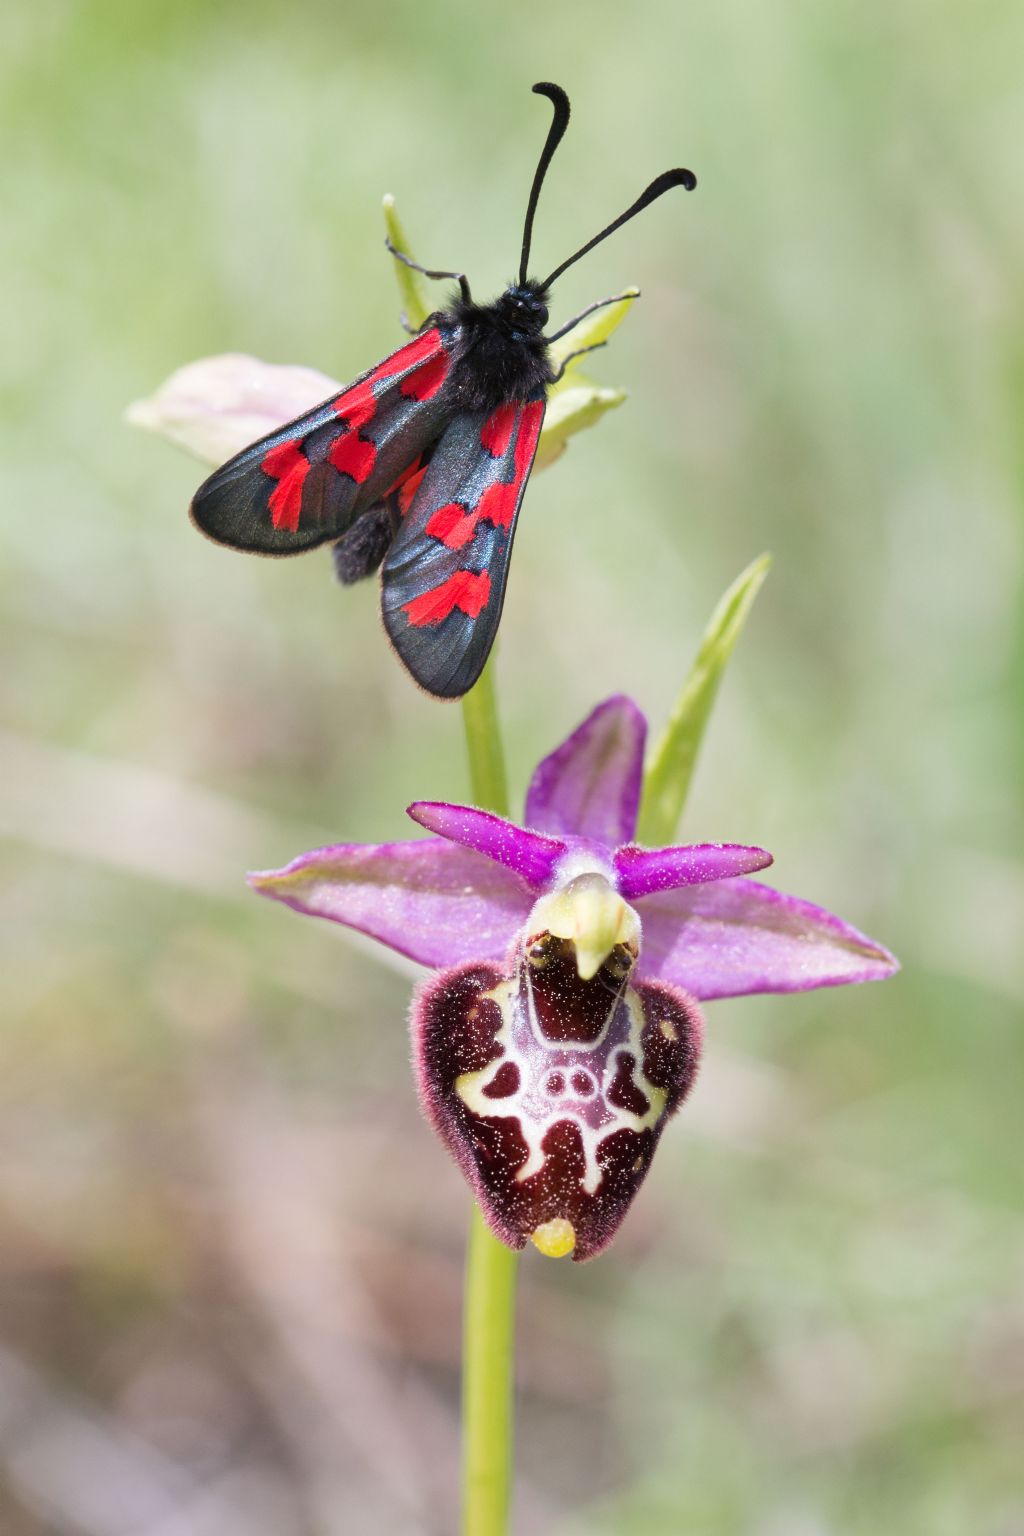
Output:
[190, 82, 696, 699]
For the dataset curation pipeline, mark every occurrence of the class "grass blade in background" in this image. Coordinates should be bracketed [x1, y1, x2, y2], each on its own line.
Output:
[637, 554, 772, 846]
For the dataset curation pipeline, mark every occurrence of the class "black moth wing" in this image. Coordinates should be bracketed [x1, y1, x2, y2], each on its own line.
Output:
[331, 436, 440, 584]
[190, 326, 459, 556]
[381, 390, 546, 699]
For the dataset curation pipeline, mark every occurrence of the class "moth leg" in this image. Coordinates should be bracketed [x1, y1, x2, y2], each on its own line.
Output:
[384, 238, 472, 304]
[550, 340, 607, 383]
[545, 288, 639, 344]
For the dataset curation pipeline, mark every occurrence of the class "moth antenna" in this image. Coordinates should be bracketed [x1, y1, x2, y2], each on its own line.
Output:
[540, 167, 697, 289]
[519, 82, 571, 286]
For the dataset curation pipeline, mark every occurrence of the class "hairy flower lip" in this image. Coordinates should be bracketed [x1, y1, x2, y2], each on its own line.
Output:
[413, 948, 707, 1261]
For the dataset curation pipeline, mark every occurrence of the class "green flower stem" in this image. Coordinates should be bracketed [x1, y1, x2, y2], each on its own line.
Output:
[460, 649, 518, 1536]
[461, 651, 510, 818]
[462, 1205, 519, 1536]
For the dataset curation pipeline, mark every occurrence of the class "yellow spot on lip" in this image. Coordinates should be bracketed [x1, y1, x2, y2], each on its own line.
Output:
[658, 1018, 678, 1042]
[531, 1219, 576, 1259]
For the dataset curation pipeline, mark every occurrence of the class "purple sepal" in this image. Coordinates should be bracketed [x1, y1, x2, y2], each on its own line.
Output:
[249, 838, 533, 970]
[637, 878, 900, 1000]
[525, 695, 647, 847]
[406, 802, 567, 890]
[615, 841, 773, 897]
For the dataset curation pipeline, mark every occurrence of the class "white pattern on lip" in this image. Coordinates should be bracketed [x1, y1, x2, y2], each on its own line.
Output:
[454, 966, 666, 1199]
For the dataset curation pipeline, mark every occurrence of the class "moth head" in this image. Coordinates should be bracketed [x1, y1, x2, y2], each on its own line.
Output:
[498, 283, 550, 333]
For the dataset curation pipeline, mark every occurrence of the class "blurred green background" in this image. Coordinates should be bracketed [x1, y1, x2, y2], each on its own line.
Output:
[2, 0, 1022, 1531]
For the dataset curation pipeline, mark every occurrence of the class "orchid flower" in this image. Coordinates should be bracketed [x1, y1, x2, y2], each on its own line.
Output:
[251, 696, 897, 1260]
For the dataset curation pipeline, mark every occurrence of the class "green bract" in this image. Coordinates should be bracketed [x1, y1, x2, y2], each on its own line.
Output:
[638, 553, 773, 845]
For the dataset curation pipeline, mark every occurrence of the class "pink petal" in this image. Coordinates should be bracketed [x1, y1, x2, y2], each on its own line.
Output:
[615, 842, 774, 897]
[525, 695, 647, 845]
[407, 802, 567, 889]
[637, 879, 899, 1000]
[125, 354, 342, 466]
[249, 838, 533, 969]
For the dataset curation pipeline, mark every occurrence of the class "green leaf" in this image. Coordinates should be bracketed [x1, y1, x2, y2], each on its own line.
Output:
[637, 554, 772, 846]
[535, 373, 626, 471]
[534, 290, 638, 469]
[382, 194, 431, 332]
[547, 287, 639, 374]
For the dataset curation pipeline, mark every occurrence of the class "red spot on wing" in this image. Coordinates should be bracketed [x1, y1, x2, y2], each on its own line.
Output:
[262, 440, 310, 532]
[403, 569, 491, 627]
[383, 456, 428, 515]
[397, 463, 428, 515]
[385, 456, 421, 494]
[370, 328, 442, 383]
[333, 331, 446, 425]
[474, 478, 517, 530]
[328, 431, 377, 484]
[402, 351, 449, 401]
[514, 400, 545, 474]
[423, 400, 546, 550]
[331, 379, 376, 430]
[424, 484, 512, 548]
[480, 402, 517, 457]
[424, 502, 477, 549]
[325, 331, 447, 491]
[478, 401, 543, 527]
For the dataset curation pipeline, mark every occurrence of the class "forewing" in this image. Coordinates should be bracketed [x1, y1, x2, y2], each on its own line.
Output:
[190, 327, 458, 555]
[380, 393, 545, 698]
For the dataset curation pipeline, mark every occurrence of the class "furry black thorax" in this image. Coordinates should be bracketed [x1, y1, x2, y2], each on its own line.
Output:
[431, 280, 556, 416]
